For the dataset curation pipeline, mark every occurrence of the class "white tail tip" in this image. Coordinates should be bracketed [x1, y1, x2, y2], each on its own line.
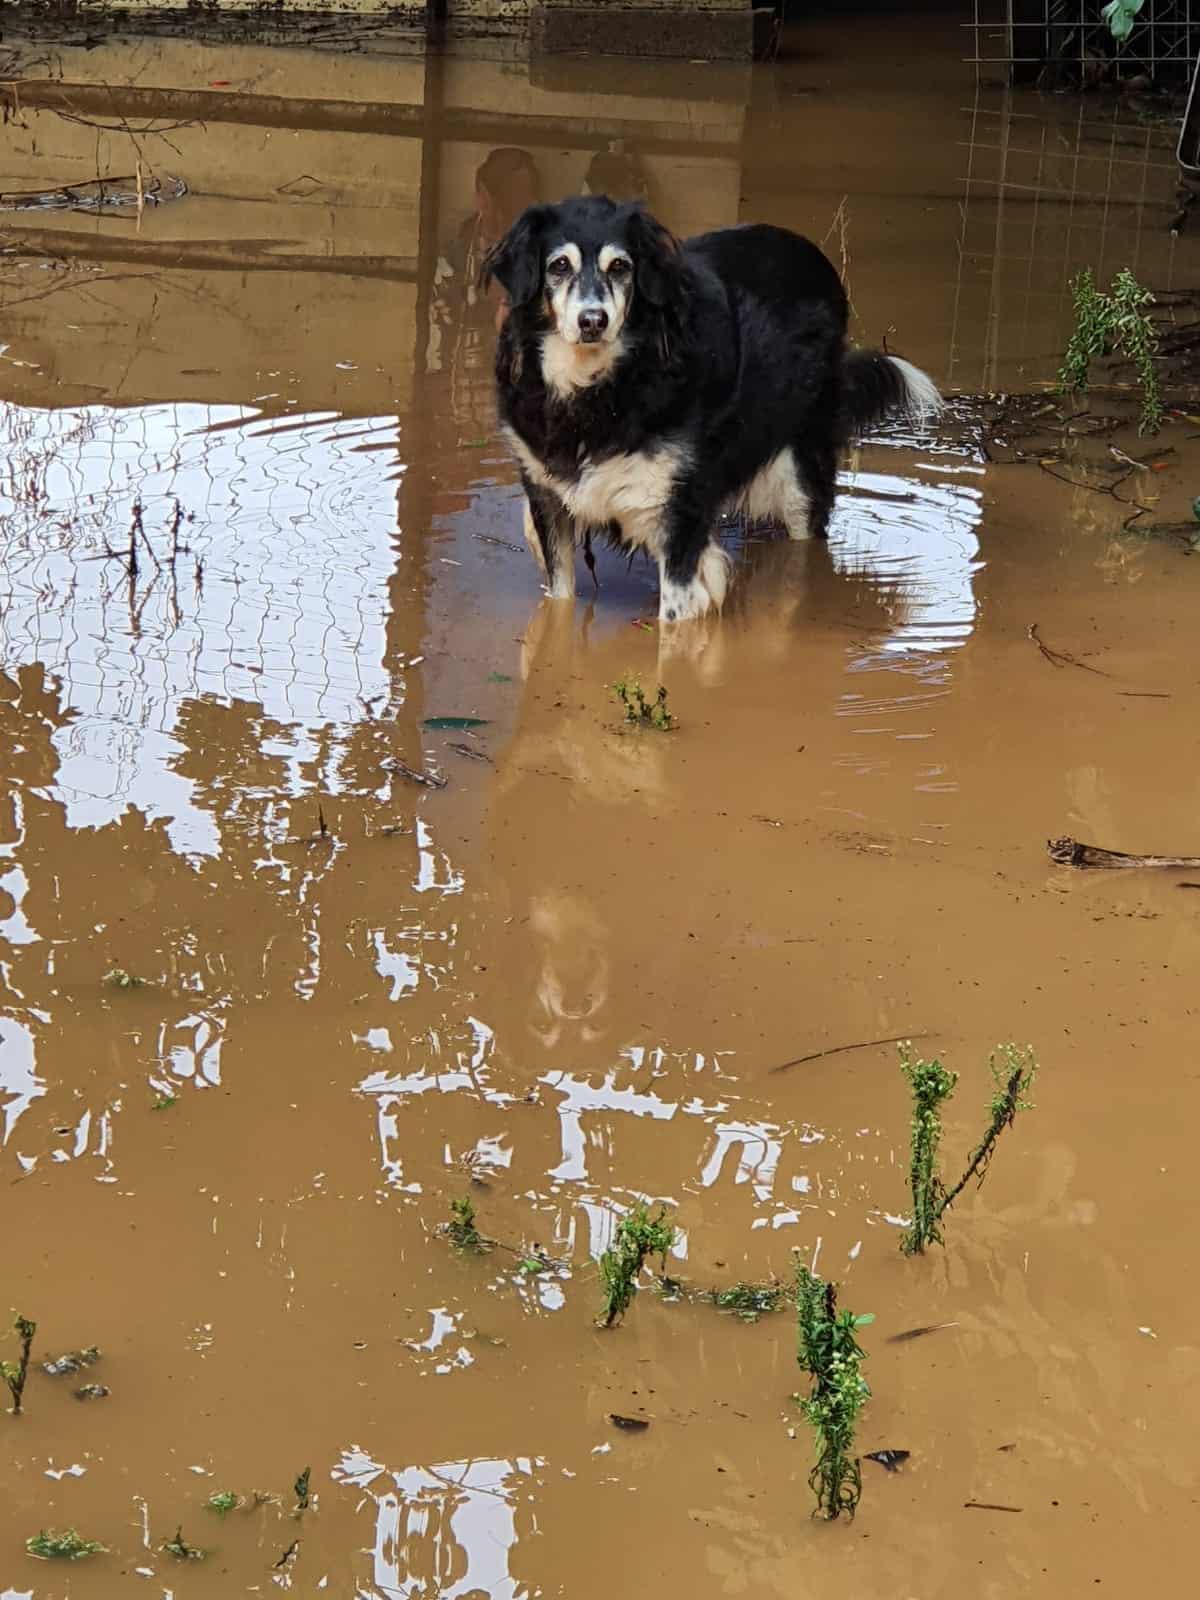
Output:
[888, 356, 943, 423]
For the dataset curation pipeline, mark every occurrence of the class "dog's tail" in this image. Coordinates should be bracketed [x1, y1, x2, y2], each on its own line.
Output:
[840, 350, 942, 440]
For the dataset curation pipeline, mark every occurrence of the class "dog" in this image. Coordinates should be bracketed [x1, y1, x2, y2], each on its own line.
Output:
[483, 195, 941, 624]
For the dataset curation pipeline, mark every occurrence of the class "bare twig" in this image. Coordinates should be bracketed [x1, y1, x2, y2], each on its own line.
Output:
[770, 1033, 931, 1075]
[1026, 623, 1111, 677]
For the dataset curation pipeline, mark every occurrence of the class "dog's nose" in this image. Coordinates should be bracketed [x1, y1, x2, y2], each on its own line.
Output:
[577, 308, 608, 342]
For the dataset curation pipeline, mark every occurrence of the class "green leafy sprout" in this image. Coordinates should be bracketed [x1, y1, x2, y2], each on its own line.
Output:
[900, 1042, 1038, 1255]
[446, 1195, 487, 1252]
[795, 1265, 873, 1519]
[1058, 266, 1163, 434]
[2, 1314, 37, 1415]
[598, 1204, 676, 1327]
[612, 674, 674, 730]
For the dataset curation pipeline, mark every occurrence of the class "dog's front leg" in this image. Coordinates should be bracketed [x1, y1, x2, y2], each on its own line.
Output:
[523, 481, 577, 600]
[656, 484, 731, 623]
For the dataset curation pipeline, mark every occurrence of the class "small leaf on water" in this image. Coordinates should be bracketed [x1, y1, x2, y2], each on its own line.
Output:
[864, 1449, 910, 1472]
[422, 717, 490, 730]
[852, 1313, 876, 1326]
[608, 1413, 650, 1431]
[487, 672, 513, 683]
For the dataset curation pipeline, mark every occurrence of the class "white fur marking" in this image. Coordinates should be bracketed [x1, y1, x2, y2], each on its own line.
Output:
[888, 357, 943, 422]
[659, 543, 731, 623]
[598, 244, 631, 273]
[522, 499, 546, 573]
[540, 331, 624, 399]
[730, 449, 811, 539]
[508, 426, 685, 553]
[567, 447, 684, 549]
[549, 242, 582, 273]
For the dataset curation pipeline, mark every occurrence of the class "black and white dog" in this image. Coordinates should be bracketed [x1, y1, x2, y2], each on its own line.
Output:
[484, 196, 941, 623]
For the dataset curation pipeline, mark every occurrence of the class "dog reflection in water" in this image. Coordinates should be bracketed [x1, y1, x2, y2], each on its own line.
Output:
[480, 543, 904, 1054]
[480, 599, 673, 1055]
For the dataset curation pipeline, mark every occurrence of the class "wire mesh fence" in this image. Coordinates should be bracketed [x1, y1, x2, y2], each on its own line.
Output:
[948, 86, 1185, 391]
[970, 0, 1200, 86]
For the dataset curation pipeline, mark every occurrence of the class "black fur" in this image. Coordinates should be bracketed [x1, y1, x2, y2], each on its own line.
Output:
[485, 196, 932, 615]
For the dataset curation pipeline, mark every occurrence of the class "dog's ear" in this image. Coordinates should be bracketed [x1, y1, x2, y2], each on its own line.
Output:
[480, 205, 549, 309]
[626, 206, 683, 309]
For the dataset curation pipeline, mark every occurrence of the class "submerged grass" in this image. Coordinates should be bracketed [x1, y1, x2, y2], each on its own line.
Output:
[163, 1526, 206, 1561]
[794, 1265, 873, 1520]
[446, 1195, 487, 1252]
[612, 674, 674, 730]
[598, 1204, 676, 1327]
[104, 967, 148, 988]
[26, 1529, 106, 1560]
[900, 1042, 1038, 1254]
[2, 1313, 36, 1415]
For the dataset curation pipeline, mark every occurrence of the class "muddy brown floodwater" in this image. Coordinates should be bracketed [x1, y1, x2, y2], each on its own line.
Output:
[3, 10, 1200, 1597]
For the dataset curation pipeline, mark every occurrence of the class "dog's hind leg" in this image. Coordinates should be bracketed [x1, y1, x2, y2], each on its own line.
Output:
[795, 435, 838, 540]
[524, 482, 577, 600]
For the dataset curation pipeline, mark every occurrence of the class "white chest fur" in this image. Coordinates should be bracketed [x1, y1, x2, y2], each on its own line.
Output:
[502, 425, 686, 551]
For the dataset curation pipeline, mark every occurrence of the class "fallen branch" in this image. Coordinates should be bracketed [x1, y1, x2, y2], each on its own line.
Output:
[1048, 836, 1200, 869]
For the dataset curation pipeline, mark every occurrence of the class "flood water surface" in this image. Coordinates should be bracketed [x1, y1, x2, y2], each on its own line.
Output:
[2, 15, 1200, 1598]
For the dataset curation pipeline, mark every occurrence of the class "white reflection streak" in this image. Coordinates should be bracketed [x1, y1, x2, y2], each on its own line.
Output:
[333, 1450, 537, 1600]
[831, 469, 983, 653]
[413, 819, 464, 897]
[539, 1070, 678, 1183]
[0, 1016, 44, 1144]
[0, 402, 399, 855]
[698, 1120, 783, 1201]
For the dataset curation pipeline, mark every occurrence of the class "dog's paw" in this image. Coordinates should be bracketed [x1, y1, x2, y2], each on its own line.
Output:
[658, 545, 731, 623]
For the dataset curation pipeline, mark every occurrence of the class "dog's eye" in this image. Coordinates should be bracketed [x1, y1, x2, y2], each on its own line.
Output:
[608, 258, 632, 279]
[547, 255, 573, 279]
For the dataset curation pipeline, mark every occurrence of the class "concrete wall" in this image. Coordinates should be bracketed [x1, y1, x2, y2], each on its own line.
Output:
[6, 0, 756, 59]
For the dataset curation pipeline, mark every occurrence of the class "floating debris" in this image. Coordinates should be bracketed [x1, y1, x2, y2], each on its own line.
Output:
[104, 968, 147, 989]
[383, 760, 447, 790]
[275, 1538, 300, 1569]
[711, 1282, 785, 1321]
[0, 174, 187, 214]
[886, 1322, 958, 1344]
[45, 1349, 100, 1381]
[1048, 836, 1200, 870]
[74, 1383, 110, 1401]
[422, 716, 489, 730]
[608, 1413, 650, 1431]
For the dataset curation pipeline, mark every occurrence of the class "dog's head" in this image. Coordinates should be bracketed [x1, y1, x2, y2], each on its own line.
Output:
[482, 195, 681, 352]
